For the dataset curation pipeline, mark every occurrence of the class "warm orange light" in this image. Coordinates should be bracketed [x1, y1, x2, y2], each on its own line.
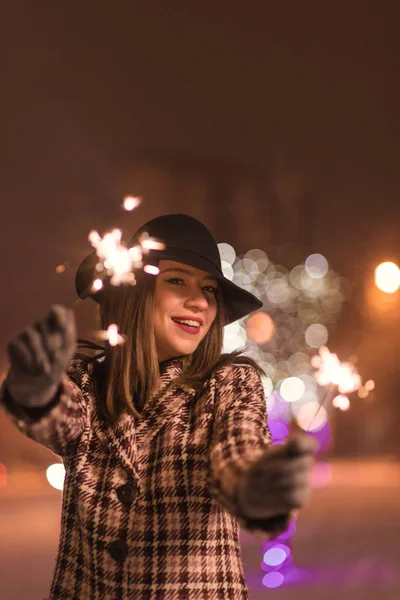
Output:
[358, 387, 369, 399]
[375, 262, 400, 293]
[365, 379, 375, 391]
[0, 463, 7, 487]
[246, 312, 275, 344]
[332, 394, 350, 410]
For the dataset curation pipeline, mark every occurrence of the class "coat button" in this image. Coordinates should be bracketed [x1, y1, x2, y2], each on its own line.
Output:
[116, 482, 137, 505]
[108, 540, 129, 562]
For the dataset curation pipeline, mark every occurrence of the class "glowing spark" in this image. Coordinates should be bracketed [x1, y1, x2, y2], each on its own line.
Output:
[96, 324, 127, 347]
[55, 264, 66, 274]
[122, 196, 141, 211]
[89, 228, 137, 286]
[88, 229, 140, 287]
[332, 395, 350, 411]
[312, 346, 361, 394]
[307, 346, 362, 431]
[91, 278, 104, 292]
[143, 264, 160, 275]
[139, 232, 166, 251]
[87, 228, 165, 290]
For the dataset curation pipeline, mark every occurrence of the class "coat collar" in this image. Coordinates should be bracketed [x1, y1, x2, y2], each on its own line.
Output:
[91, 358, 198, 477]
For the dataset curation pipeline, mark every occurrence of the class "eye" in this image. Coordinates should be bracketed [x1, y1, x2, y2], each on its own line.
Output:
[203, 285, 217, 294]
[166, 277, 185, 285]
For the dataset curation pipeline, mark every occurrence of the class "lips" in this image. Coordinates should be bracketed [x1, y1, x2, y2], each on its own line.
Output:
[171, 317, 202, 335]
[171, 316, 203, 326]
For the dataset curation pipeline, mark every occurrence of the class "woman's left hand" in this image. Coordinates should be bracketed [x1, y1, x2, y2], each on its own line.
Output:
[237, 433, 318, 519]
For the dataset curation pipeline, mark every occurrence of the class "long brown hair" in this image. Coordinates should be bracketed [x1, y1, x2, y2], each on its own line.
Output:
[76, 272, 265, 422]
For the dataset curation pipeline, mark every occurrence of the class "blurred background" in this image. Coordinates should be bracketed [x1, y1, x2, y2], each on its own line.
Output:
[1, 2, 400, 599]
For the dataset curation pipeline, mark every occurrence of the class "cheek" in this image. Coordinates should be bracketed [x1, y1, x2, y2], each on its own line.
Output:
[154, 289, 181, 327]
[204, 304, 218, 335]
[210, 303, 218, 324]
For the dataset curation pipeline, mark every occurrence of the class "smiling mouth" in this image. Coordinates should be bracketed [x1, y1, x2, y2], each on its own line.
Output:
[171, 318, 202, 334]
[171, 318, 201, 328]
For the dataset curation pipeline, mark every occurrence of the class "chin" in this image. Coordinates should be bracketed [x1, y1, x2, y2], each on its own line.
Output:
[171, 342, 199, 357]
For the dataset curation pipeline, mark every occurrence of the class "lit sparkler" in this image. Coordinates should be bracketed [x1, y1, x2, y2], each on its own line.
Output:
[88, 228, 165, 292]
[307, 346, 362, 430]
[55, 196, 166, 351]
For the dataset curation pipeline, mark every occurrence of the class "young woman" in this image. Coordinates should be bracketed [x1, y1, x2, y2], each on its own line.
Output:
[1, 214, 316, 599]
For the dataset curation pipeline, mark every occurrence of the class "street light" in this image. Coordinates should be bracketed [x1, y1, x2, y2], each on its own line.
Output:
[374, 262, 400, 294]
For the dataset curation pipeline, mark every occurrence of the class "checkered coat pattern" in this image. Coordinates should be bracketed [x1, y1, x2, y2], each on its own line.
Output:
[1, 358, 290, 599]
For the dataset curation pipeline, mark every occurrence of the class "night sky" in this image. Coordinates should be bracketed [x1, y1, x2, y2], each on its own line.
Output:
[1, 2, 400, 436]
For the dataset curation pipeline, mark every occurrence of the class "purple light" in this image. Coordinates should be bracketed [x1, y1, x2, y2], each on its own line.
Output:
[263, 544, 291, 567]
[263, 548, 287, 567]
[268, 392, 290, 420]
[268, 419, 289, 442]
[309, 420, 332, 454]
[276, 520, 297, 540]
[263, 571, 285, 588]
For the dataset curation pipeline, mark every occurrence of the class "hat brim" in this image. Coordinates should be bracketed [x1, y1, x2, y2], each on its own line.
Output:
[75, 247, 263, 324]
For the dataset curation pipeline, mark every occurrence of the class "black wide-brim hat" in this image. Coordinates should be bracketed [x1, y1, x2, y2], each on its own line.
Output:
[75, 214, 263, 324]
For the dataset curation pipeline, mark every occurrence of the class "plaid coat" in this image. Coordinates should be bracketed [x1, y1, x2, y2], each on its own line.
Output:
[1, 358, 290, 599]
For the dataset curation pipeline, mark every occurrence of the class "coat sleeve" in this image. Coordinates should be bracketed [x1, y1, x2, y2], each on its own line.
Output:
[0, 358, 92, 457]
[208, 363, 292, 540]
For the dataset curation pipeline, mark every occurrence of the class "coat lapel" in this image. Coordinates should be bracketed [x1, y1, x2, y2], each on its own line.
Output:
[93, 359, 197, 476]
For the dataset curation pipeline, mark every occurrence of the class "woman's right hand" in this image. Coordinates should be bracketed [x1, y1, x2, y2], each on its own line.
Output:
[5, 305, 77, 407]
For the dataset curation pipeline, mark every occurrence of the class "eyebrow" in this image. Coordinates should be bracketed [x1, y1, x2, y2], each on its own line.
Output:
[160, 267, 218, 283]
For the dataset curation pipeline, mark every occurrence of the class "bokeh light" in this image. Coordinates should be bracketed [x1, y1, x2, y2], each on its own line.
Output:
[296, 401, 328, 432]
[365, 379, 375, 391]
[261, 375, 274, 398]
[221, 260, 234, 280]
[305, 253, 329, 279]
[46, 463, 65, 491]
[263, 571, 285, 589]
[280, 377, 305, 403]
[263, 544, 290, 567]
[269, 419, 289, 442]
[218, 242, 236, 265]
[374, 261, 400, 293]
[305, 323, 328, 348]
[246, 312, 275, 344]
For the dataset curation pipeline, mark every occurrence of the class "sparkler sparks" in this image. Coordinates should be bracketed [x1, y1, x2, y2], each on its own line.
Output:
[311, 346, 361, 394]
[87, 227, 165, 291]
[307, 346, 362, 430]
[95, 324, 127, 347]
[122, 195, 142, 211]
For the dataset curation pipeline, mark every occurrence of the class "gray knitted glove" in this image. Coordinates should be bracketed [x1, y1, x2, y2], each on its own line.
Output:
[237, 433, 317, 519]
[5, 305, 77, 408]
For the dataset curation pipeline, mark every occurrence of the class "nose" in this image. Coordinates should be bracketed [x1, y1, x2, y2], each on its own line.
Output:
[184, 285, 209, 311]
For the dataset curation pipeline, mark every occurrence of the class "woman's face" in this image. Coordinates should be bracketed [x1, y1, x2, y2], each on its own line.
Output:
[153, 260, 219, 362]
